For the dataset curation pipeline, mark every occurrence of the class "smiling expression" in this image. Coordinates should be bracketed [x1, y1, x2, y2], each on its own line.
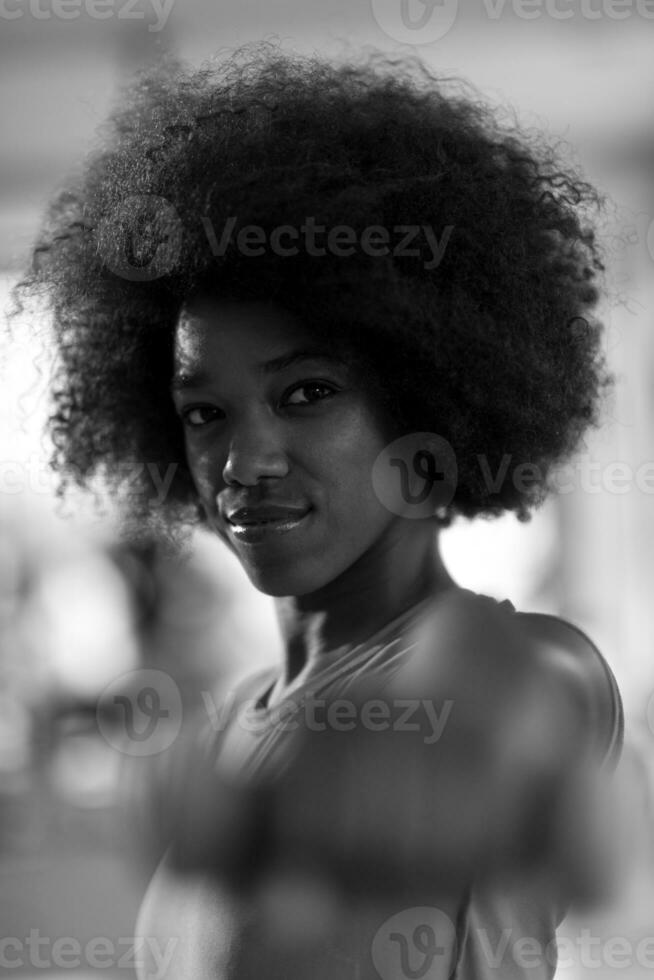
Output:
[171, 296, 404, 597]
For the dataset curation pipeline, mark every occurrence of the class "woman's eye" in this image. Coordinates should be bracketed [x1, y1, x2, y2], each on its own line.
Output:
[181, 405, 222, 428]
[283, 382, 337, 406]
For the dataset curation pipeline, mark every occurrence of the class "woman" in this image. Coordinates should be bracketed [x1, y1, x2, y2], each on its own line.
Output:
[19, 42, 623, 979]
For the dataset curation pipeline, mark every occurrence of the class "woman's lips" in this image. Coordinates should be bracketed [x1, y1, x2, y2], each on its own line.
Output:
[225, 507, 312, 544]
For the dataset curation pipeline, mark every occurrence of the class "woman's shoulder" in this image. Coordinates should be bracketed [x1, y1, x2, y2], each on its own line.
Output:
[512, 609, 623, 768]
[431, 587, 623, 768]
[466, 590, 623, 768]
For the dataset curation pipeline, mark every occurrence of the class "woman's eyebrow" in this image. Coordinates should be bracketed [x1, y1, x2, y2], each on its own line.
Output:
[261, 349, 346, 374]
[171, 370, 212, 393]
[171, 349, 346, 391]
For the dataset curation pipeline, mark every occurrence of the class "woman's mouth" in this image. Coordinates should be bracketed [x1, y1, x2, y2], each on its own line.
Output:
[225, 506, 312, 544]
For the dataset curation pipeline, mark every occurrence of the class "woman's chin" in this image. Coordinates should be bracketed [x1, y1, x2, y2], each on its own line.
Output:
[244, 567, 328, 598]
[240, 552, 345, 598]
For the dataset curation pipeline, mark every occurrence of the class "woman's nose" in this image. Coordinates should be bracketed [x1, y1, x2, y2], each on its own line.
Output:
[221, 420, 289, 487]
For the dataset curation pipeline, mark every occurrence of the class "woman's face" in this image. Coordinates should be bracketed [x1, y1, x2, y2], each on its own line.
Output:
[171, 296, 403, 597]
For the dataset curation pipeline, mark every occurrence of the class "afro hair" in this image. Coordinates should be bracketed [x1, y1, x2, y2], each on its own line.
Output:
[15, 40, 609, 534]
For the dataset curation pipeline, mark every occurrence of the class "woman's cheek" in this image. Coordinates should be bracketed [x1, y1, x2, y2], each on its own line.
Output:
[185, 441, 221, 513]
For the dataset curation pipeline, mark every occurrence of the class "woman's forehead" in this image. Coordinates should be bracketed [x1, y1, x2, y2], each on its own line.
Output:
[172, 296, 344, 379]
[176, 297, 304, 350]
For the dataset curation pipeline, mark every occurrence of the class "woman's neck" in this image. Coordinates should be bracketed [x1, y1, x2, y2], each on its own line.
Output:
[273, 524, 454, 688]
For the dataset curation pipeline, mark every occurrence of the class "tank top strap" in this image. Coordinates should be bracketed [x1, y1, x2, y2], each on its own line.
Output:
[195, 667, 280, 766]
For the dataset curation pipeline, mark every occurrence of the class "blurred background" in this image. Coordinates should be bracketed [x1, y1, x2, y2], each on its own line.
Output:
[2, 2, 654, 977]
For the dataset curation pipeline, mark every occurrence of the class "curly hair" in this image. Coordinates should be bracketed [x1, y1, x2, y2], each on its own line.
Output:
[15, 40, 609, 534]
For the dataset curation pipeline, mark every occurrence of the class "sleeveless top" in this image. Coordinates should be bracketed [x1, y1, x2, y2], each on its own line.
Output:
[135, 590, 623, 980]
